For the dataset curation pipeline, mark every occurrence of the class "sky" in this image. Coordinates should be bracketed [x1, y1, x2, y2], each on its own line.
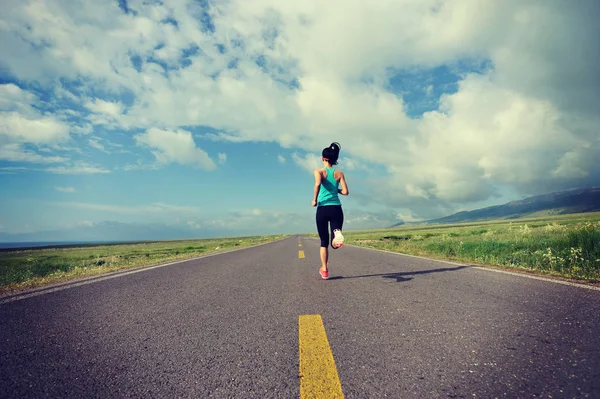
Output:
[1, 0, 599, 242]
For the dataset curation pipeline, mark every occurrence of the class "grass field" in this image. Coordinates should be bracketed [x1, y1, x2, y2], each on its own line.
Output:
[0, 235, 288, 294]
[314, 212, 600, 284]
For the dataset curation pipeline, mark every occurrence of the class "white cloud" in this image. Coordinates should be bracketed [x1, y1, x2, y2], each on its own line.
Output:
[0, 113, 71, 144]
[86, 99, 125, 118]
[0, 84, 71, 145]
[0, 166, 29, 175]
[341, 157, 367, 171]
[54, 201, 200, 215]
[152, 202, 200, 213]
[105, 140, 123, 148]
[278, 155, 286, 164]
[343, 209, 406, 229]
[202, 208, 312, 234]
[187, 220, 202, 230]
[45, 161, 110, 174]
[0, 83, 37, 113]
[85, 99, 127, 128]
[55, 186, 76, 193]
[134, 128, 217, 170]
[0, 0, 598, 218]
[292, 152, 321, 173]
[392, 74, 577, 202]
[71, 124, 93, 135]
[218, 153, 227, 164]
[88, 137, 108, 153]
[0, 143, 68, 163]
[292, 151, 364, 173]
[121, 161, 161, 171]
[77, 220, 94, 227]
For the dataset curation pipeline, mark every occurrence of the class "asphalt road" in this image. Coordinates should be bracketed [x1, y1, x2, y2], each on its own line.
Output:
[1, 236, 599, 398]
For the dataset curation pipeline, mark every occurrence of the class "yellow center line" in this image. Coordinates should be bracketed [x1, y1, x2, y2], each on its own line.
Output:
[299, 250, 305, 259]
[299, 315, 344, 399]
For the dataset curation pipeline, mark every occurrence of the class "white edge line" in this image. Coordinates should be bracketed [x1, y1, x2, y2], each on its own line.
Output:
[469, 266, 600, 291]
[0, 235, 293, 305]
[303, 236, 600, 292]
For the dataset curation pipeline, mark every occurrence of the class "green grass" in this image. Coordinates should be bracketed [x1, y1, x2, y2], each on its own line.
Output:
[0, 235, 288, 294]
[310, 212, 600, 283]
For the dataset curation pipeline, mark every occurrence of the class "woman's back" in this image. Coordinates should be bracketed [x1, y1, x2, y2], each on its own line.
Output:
[317, 167, 342, 206]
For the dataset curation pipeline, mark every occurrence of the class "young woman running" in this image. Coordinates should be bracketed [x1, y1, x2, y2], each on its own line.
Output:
[311, 142, 349, 280]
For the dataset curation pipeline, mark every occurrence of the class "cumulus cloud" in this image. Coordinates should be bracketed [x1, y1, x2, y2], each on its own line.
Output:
[278, 155, 286, 164]
[342, 157, 368, 171]
[292, 152, 321, 173]
[85, 99, 126, 127]
[408, 75, 575, 197]
[0, 83, 74, 167]
[71, 124, 93, 135]
[0, 112, 70, 144]
[134, 128, 217, 170]
[0, 143, 68, 163]
[0, 84, 71, 145]
[0, 83, 37, 113]
[86, 99, 125, 118]
[0, 0, 598, 218]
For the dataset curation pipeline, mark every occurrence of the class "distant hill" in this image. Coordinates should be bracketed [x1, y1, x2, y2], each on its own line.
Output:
[392, 186, 600, 226]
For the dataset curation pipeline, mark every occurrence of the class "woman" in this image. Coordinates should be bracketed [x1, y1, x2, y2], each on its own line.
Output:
[311, 142, 349, 280]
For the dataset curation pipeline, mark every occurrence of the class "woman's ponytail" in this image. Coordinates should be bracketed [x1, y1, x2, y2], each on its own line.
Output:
[322, 142, 341, 165]
[330, 142, 341, 155]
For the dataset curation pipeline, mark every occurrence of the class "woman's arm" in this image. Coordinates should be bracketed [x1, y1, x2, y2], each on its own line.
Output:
[312, 169, 322, 206]
[338, 172, 349, 195]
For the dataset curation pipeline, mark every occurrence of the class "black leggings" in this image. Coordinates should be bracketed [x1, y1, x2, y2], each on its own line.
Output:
[316, 205, 344, 248]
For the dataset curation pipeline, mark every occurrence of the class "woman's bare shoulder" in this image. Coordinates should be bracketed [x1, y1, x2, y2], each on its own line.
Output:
[314, 168, 326, 179]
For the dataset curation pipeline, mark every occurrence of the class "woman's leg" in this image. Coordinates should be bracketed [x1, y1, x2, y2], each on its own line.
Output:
[320, 247, 328, 271]
[330, 206, 344, 249]
[316, 207, 330, 270]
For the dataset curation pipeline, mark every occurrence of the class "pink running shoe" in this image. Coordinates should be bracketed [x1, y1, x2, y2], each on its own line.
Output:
[332, 229, 344, 248]
[319, 268, 329, 280]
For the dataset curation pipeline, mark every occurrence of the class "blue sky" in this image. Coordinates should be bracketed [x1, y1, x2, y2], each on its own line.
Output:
[1, 0, 599, 242]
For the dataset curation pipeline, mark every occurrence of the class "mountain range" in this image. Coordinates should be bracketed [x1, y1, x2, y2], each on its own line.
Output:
[392, 186, 600, 227]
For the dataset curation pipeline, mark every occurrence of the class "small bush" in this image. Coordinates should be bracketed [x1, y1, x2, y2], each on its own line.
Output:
[566, 223, 600, 261]
[382, 235, 412, 241]
[30, 261, 74, 278]
[469, 229, 488, 236]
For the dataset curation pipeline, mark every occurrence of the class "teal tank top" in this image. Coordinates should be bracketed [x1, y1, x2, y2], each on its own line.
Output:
[317, 167, 342, 207]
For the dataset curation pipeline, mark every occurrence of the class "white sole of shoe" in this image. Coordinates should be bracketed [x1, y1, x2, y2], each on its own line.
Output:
[332, 232, 344, 248]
